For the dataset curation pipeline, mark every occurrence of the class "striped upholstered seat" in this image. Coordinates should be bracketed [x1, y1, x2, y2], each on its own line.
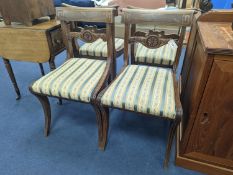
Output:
[31, 58, 106, 102]
[135, 40, 177, 66]
[80, 38, 124, 58]
[101, 65, 176, 119]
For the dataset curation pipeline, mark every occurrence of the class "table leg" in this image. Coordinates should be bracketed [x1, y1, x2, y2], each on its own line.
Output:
[38, 63, 45, 76]
[3, 58, 21, 100]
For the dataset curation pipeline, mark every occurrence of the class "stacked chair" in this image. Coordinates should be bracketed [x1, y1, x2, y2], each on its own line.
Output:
[30, 6, 194, 167]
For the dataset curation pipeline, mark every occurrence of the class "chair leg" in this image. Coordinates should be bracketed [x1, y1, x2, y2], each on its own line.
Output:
[98, 106, 109, 150]
[163, 119, 180, 168]
[92, 104, 103, 149]
[33, 94, 51, 137]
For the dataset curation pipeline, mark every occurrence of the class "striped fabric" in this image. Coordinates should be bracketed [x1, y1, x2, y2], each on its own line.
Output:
[135, 40, 177, 66]
[79, 38, 124, 58]
[31, 58, 106, 102]
[101, 65, 176, 119]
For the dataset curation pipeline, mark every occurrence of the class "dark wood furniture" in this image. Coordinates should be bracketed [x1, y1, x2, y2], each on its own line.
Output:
[29, 7, 116, 147]
[97, 8, 194, 168]
[0, 0, 55, 26]
[176, 10, 233, 175]
[0, 19, 65, 100]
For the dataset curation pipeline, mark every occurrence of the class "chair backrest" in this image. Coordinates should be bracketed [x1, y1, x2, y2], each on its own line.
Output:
[122, 8, 194, 70]
[56, 6, 117, 59]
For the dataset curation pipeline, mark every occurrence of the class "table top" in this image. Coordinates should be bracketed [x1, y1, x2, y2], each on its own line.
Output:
[198, 21, 233, 56]
[0, 18, 61, 62]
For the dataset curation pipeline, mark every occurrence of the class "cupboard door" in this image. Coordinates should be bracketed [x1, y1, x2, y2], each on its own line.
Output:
[187, 58, 233, 169]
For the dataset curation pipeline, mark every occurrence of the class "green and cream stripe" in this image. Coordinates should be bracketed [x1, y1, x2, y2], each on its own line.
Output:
[32, 58, 106, 102]
[101, 65, 176, 119]
[135, 40, 177, 66]
[79, 38, 124, 58]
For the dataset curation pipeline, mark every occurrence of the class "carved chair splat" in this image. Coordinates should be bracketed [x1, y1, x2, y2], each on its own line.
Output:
[61, 4, 124, 80]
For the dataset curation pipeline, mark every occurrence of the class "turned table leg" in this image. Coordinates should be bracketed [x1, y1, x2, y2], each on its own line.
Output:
[3, 58, 21, 100]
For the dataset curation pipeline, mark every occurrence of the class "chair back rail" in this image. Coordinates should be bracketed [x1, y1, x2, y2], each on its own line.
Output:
[56, 6, 117, 59]
[123, 9, 194, 26]
[56, 7, 116, 23]
[122, 8, 195, 70]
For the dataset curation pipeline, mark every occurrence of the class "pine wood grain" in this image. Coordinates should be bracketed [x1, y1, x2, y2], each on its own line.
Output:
[0, 20, 62, 62]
